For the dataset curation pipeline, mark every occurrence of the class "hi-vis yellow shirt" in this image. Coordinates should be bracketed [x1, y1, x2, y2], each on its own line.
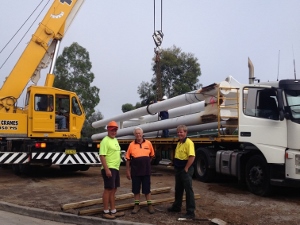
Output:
[99, 136, 121, 170]
[174, 138, 195, 160]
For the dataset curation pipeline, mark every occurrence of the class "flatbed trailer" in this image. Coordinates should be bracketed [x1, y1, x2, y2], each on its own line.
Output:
[93, 75, 300, 196]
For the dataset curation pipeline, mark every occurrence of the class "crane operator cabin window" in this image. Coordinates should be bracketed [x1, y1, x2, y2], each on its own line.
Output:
[35, 95, 54, 112]
[71, 97, 82, 116]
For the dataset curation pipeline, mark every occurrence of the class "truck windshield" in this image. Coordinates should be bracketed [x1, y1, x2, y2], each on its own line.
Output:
[285, 90, 300, 119]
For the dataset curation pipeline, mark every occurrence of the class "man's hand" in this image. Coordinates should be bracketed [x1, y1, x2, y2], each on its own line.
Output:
[105, 169, 112, 178]
[126, 170, 131, 180]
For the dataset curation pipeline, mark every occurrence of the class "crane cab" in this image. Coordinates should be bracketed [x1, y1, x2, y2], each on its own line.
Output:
[26, 86, 85, 139]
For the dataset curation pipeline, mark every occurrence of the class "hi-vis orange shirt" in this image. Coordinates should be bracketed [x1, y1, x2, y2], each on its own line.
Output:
[126, 139, 155, 176]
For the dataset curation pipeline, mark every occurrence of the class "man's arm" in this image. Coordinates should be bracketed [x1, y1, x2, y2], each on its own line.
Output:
[100, 155, 112, 177]
[184, 156, 195, 173]
[126, 160, 131, 180]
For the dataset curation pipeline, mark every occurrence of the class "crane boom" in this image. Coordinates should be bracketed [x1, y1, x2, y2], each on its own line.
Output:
[0, 0, 84, 101]
[0, 0, 101, 172]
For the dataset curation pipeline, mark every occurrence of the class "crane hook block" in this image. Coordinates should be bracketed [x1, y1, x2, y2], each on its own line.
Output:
[152, 30, 164, 47]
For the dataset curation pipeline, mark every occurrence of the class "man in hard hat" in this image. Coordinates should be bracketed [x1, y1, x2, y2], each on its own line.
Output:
[126, 127, 155, 214]
[99, 121, 125, 219]
[159, 95, 169, 137]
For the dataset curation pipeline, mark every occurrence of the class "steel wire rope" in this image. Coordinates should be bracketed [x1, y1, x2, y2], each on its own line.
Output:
[153, 0, 163, 101]
[0, 0, 50, 71]
[153, 0, 164, 138]
[0, 0, 46, 54]
[153, 0, 163, 33]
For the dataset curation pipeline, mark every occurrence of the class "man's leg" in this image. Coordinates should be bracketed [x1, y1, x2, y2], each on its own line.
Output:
[103, 188, 112, 211]
[142, 175, 154, 214]
[109, 170, 124, 217]
[183, 166, 195, 216]
[109, 188, 117, 210]
[131, 176, 141, 214]
[174, 169, 184, 209]
[55, 115, 66, 129]
[101, 169, 116, 219]
[61, 116, 66, 129]
[168, 169, 183, 212]
[165, 129, 169, 137]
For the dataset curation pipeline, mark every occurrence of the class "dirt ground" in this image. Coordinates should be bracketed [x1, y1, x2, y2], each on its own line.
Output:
[1, 165, 300, 225]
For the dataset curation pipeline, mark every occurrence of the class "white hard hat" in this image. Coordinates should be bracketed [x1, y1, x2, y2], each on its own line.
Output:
[162, 95, 168, 100]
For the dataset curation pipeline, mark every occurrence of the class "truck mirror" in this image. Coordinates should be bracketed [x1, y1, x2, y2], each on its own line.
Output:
[276, 88, 285, 121]
[284, 110, 291, 120]
[279, 110, 285, 121]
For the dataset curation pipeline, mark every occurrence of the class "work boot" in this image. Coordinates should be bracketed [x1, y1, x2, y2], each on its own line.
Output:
[148, 204, 155, 214]
[111, 211, 125, 217]
[131, 204, 140, 214]
[102, 213, 116, 220]
[167, 206, 181, 212]
[184, 212, 195, 219]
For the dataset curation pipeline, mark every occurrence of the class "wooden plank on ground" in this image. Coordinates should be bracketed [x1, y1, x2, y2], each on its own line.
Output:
[78, 194, 200, 216]
[61, 186, 171, 211]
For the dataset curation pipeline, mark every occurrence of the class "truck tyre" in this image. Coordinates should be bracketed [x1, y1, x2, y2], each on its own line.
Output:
[12, 165, 20, 175]
[194, 149, 215, 182]
[60, 165, 79, 172]
[79, 165, 90, 171]
[245, 155, 271, 196]
[19, 164, 31, 174]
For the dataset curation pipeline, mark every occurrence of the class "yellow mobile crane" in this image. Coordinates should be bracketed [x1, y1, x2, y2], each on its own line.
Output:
[0, 0, 100, 173]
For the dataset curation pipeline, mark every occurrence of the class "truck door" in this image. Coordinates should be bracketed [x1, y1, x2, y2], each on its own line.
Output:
[69, 96, 85, 135]
[32, 94, 55, 132]
[239, 87, 287, 162]
[55, 95, 70, 131]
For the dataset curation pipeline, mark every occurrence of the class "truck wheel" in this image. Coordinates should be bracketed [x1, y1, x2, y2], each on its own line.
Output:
[79, 165, 90, 171]
[60, 165, 79, 172]
[194, 149, 215, 182]
[12, 165, 20, 175]
[19, 164, 31, 174]
[245, 155, 271, 196]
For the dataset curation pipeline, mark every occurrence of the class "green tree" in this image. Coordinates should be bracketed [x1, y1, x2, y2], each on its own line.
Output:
[121, 102, 143, 112]
[138, 45, 201, 100]
[137, 81, 156, 103]
[135, 102, 142, 109]
[54, 42, 100, 118]
[81, 110, 104, 138]
[122, 103, 135, 113]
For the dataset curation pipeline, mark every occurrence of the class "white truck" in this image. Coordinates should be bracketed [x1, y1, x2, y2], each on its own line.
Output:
[92, 60, 300, 196]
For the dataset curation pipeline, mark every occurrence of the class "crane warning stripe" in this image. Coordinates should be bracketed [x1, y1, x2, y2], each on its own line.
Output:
[0, 152, 101, 165]
[0, 153, 29, 164]
[31, 152, 101, 165]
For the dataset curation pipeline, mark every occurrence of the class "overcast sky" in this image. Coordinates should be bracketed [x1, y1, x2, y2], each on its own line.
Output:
[1, 0, 300, 119]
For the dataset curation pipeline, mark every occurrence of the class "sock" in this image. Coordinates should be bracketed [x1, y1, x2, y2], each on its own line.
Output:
[110, 209, 117, 213]
[147, 200, 152, 205]
[134, 200, 140, 205]
[103, 209, 110, 214]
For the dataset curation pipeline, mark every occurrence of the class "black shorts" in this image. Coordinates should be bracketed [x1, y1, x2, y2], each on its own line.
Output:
[132, 175, 151, 195]
[101, 168, 120, 189]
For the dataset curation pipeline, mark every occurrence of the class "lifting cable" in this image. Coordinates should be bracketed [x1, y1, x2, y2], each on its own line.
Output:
[153, 0, 163, 51]
[0, 0, 50, 70]
[152, 0, 164, 102]
[153, 0, 163, 36]
[152, 0, 164, 135]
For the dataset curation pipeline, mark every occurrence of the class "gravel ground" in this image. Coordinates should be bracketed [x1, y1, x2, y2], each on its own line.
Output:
[1, 165, 300, 225]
